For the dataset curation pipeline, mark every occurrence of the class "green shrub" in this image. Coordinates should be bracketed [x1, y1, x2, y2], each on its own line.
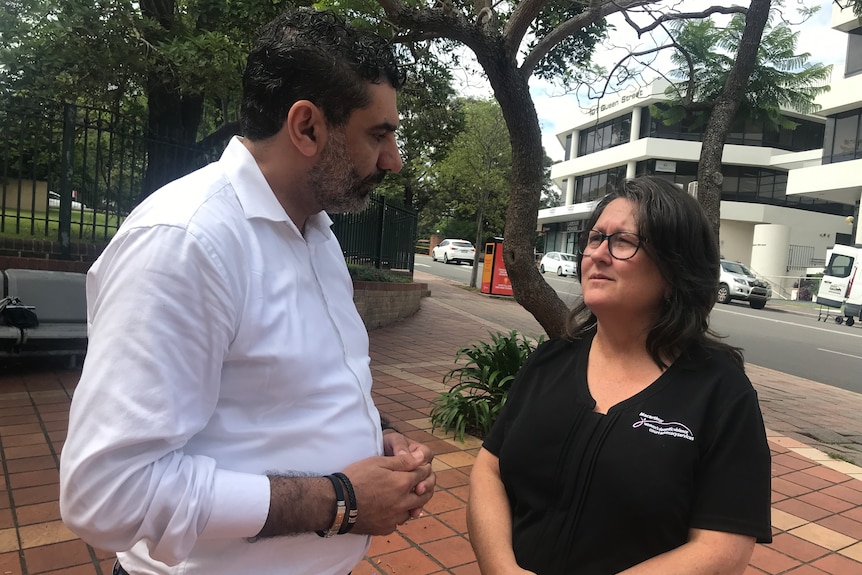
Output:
[346, 263, 412, 283]
[430, 330, 544, 442]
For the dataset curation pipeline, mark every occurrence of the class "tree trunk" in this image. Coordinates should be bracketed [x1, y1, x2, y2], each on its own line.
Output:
[477, 43, 569, 337]
[471, 204, 484, 288]
[697, 0, 771, 244]
[139, 0, 206, 200]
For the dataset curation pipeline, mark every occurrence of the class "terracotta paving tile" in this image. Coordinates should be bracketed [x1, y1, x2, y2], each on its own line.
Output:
[0, 527, 19, 553]
[450, 563, 481, 575]
[436, 509, 468, 535]
[1, 433, 49, 448]
[420, 535, 476, 569]
[772, 508, 808, 531]
[4, 444, 52, 459]
[846, 507, 862, 523]
[769, 532, 830, 562]
[435, 469, 470, 490]
[352, 558, 381, 575]
[38, 565, 98, 575]
[773, 498, 834, 522]
[749, 544, 804, 574]
[0, 423, 44, 437]
[6, 456, 57, 474]
[798, 491, 857, 514]
[818, 514, 862, 540]
[0, 415, 39, 426]
[16, 501, 62, 526]
[435, 452, 476, 469]
[11, 483, 59, 507]
[9, 469, 60, 490]
[772, 452, 817, 472]
[373, 546, 442, 575]
[0, 508, 12, 529]
[742, 566, 768, 575]
[367, 531, 411, 557]
[425, 440, 462, 456]
[789, 523, 857, 551]
[823, 484, 862, 505]
[783, 470, 837, 491]
[0, 551, 23, 575]
[18, 519, 78, 548]
[782, 566, 830, 574]
[397, 515, 456, 544]
[0, 490, 9, 510]
[811, 553, 862, 575]
[423, 491, 466, 516]
[449, 485, 469, 503]
[22, 539, 91, 573]
[842, 542, 862, 563]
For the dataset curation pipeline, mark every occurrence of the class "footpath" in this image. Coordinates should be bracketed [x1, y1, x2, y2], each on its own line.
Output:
[0, 270, 860, 574]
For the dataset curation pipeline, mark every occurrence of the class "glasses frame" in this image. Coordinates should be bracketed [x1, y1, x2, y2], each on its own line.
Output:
[578, 230, 646, 261]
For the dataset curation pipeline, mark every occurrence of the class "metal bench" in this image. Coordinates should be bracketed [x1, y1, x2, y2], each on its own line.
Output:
[1, 269, 88, 365]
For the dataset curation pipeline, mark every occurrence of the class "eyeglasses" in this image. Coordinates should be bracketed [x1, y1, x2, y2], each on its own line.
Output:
[578, 230, 645, 261]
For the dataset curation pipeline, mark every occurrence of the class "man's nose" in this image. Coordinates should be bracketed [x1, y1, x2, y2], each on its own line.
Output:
[379, 140, 403, 174]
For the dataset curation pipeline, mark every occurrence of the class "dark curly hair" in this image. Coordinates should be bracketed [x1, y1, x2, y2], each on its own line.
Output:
[566, 176, 743, 369]
[240, 8, 406, 140]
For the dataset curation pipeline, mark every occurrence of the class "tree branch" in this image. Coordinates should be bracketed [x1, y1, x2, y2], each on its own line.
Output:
[520, 0, 653, 77]
[504, 0, 551, 56]
[626, 6, 748, 37]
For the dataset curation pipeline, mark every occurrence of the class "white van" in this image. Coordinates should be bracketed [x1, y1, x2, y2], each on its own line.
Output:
[815, 244, 862, 326]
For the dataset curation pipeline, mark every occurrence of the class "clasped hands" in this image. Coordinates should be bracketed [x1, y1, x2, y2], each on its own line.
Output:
[341, 430, 436, 535]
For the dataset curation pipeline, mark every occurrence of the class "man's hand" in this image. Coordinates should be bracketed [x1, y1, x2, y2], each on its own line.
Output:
[342, 450, 435, 535]
[383, 430, 435, 518]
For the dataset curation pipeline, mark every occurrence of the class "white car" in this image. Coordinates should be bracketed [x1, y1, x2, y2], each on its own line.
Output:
[48, 191, 85, 211]
[539, 251, 577, 277]
[718, 260, 771, 309]
[431, 239, 475, 265]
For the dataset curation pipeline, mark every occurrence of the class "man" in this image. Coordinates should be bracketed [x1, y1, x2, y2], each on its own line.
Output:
[59, 9, 435, 575]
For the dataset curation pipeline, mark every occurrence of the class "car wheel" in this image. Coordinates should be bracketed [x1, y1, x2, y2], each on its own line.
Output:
[717, 284, 731, 304]
[443, 254, 449, 264]
[557, 267, 565, 277]
[749, 300, 766, 310]
[431, 252, 436, 262]
[846, 317, 855, 327]
[539, 264, 545, 273]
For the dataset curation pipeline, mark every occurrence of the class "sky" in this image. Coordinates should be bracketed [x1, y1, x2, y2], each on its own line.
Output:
[512, 0, 849, 162]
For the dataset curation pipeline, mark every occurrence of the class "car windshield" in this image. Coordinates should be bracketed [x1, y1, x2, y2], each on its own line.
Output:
[722, 262, 747, 275]
[453, 241, 473, 248]
[560, 253, 575, 262]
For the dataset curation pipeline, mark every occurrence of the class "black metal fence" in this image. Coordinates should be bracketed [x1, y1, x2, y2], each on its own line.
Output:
[332, 195, 417, 271]
[0, 101, 417, 270]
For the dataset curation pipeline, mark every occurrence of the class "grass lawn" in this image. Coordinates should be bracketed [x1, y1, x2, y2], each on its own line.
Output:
[0, 209, 123, 242]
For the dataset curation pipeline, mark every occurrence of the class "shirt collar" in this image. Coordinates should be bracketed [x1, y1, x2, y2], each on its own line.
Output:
[220, 136, 333, 240]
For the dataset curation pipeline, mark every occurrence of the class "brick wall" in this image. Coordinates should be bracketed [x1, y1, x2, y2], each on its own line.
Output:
[353, 281, 430, 330]
[0, 237, 105, 273]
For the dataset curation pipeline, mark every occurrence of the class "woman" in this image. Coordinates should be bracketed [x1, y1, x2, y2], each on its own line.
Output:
[467, 176, 771, 574]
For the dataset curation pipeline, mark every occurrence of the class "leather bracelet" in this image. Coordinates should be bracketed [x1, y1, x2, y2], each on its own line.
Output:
[315, 475, 347, 538]
[331, 472, 358, 534]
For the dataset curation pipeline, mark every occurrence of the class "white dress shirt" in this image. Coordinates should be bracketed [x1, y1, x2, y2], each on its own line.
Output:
[60, 137, 383, 574]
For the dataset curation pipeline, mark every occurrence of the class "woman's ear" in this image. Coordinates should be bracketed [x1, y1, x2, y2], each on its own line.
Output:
[285, 100, 326, 158]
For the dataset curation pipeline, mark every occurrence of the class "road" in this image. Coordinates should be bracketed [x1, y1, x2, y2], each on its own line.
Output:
[414, 254, 862, 394]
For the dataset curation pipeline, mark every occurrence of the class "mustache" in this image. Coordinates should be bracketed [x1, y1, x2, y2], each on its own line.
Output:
[362, 171, 388, 186]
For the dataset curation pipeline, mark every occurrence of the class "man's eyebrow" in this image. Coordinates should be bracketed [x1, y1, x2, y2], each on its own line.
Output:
[372, 122, 398, 132]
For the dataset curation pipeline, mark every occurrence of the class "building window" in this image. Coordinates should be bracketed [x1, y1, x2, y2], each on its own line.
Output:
[823, 110, 862, 164]
[847, 28, 862, 78]
[574, 166, 627, 203]
[577, 114, 632, 157]
[641, 105, 823, 152]
[564, 133, 573, 161]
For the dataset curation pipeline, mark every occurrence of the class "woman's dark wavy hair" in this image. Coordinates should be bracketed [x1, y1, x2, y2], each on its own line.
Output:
[240, 8, 406, 140]
[565, 176, 744, 369]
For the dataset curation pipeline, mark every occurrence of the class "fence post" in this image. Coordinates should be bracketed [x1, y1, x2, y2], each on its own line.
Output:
[59, 104, 76, 259]
[374, 196, 386, 269]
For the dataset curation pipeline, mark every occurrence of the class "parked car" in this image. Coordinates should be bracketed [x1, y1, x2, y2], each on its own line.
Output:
[431, 239, 475, 265]
[539, 251, 577, 277]
[718, 259, 771, 309]
[48, 191, 86, 211]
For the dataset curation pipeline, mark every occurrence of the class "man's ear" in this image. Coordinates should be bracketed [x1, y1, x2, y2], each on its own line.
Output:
[285, 100, 326, 158]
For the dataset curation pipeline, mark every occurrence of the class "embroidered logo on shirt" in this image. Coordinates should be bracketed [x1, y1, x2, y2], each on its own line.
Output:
[632, 412, 694, 441]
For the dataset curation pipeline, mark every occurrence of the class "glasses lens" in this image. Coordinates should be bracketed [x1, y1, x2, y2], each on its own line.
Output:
[608, 232, 640, 260]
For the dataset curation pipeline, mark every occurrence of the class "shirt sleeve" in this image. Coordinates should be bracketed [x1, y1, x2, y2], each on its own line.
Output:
[59, 224, 271, 565]
[690, 385, 773, 543]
